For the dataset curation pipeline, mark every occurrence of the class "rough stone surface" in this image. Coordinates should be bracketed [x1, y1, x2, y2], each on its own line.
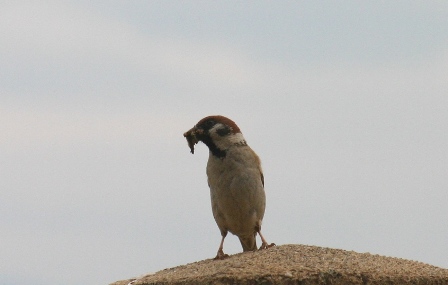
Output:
[110, 244, 448, 285]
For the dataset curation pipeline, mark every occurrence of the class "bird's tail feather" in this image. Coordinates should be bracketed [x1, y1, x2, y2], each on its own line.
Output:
[239, 234, 257, 252]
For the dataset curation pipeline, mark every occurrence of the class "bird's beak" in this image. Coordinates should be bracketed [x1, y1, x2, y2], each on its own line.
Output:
[183, 126, 203, 154]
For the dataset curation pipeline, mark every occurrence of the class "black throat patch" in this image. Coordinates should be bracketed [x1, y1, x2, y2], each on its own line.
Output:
[201, 136, 227, 159]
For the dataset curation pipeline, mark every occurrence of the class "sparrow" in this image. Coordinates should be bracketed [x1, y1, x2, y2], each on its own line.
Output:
[183, 115, 274, 260]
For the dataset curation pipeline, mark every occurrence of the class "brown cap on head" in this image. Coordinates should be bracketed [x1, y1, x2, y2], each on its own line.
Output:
[195, 115, 241, 134]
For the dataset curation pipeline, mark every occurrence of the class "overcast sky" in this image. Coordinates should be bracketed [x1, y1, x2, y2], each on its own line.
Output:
[1, 1, 447, 285]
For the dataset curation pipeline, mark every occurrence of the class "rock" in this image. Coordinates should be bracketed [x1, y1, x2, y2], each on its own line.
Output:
[110, 244, 448, 285]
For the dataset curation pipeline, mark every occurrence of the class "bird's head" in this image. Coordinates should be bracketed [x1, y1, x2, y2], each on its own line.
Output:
[183, 115, 247, 158]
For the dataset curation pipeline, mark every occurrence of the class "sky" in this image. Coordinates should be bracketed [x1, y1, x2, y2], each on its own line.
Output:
[1, 1, 447, 284]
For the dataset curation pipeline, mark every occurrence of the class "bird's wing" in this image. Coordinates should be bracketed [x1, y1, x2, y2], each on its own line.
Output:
[260, 171, 264, 187]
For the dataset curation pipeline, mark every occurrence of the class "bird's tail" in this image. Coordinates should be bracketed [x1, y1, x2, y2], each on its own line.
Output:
[238, 234, 257, 252]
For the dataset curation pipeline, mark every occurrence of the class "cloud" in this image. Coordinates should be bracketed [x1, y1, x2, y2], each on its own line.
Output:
[0, 2, 266, 93]
[2, 1, 447, 110]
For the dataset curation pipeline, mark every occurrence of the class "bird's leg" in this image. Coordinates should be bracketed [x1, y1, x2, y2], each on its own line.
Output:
[258, 230, 275, 250]
[213, 234, 229, 260]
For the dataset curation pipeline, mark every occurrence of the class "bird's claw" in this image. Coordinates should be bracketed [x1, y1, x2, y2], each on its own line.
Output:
[259, 242, 276, 250]
[213, 249, 229, 260]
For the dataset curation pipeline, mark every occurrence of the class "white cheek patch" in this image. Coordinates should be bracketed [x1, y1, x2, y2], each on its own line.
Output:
[228, 132, 246, 145]
[210, 127, 246, 150]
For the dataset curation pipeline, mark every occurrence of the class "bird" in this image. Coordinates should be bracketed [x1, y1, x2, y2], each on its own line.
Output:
[183, 115, 274, 260]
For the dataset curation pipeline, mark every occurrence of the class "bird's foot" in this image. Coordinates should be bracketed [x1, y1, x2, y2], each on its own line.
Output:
[213, 249, 229, 260]
[259, 242, 276, 250]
